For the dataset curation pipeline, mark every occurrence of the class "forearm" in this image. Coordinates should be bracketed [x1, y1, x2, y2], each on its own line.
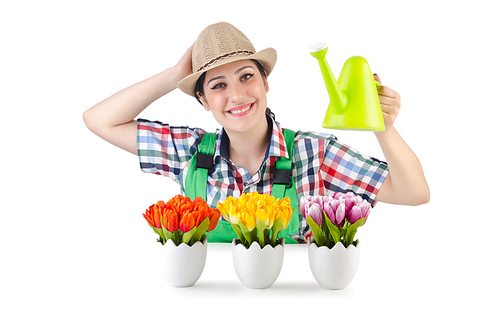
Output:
[375, 126, 430, 205]
[83, 67, 184, 130]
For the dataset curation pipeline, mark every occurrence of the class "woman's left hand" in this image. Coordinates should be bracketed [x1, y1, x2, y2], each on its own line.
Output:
[374, 74, 401, 131]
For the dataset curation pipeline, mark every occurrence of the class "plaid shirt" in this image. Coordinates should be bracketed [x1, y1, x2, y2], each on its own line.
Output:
[137, 118, 389, 243]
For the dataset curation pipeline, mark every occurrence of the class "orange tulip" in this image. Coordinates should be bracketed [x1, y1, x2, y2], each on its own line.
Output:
[144, 195, 219, 245]
[163, 208, 179, 232]
[180, 212, 196, 233]
[143, 201, 166, 229]
[208, 209, 220, 231]
[193, 205, 209, 226]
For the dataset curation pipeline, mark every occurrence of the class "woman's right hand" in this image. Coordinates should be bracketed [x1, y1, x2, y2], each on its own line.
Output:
[173, 43, 194, 82]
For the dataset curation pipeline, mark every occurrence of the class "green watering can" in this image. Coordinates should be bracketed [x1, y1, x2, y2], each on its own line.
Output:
[310, 42, 385, 131]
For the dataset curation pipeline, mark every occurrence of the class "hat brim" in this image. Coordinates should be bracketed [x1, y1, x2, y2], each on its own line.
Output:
[177, 47, 277, 97]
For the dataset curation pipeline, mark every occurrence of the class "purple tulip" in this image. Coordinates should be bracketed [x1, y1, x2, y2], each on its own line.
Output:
[329, 192, 343, 200]
[323, 200, 334, 222]
[344, 197, 356, 216]
[324, 199, 339, 221]
[300, 196, 311, 218]
[345, 192, 355, 199]
[335, 203, 346, 227]
[311, 196, 325, 214]
[308, 203, 323, 226]
[359, 201, 371, 222]
[347, 205, 363, 224]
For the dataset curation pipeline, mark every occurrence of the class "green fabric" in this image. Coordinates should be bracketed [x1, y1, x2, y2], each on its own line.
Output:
[184, 132, 216, 201]
[185, 129, 299, 243]
[271, 128, 299, 243]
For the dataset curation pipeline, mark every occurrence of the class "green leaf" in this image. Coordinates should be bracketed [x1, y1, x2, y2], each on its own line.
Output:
[256, 221, 267, 248]
[239, 222, 253, 247]
[264, 229, 271, 246]
[155, 224, 166, 244]
[271, 218, 283, 246]
[345, 217, 365, 246]
[231, 223, 245, 244]
[324, 212, 341, 244]
[306, 216, 324, 246]
[160, 223, 174, 243]
[191, 218, 210, 244]
[181, 226, 197, 245]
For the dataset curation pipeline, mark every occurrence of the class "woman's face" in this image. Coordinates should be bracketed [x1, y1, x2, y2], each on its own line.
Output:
[197, 59, 269, 135]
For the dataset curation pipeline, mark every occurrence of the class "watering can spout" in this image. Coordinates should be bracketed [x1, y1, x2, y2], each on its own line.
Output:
[310, 42, 385, 132]
[309, 43, 347, 115]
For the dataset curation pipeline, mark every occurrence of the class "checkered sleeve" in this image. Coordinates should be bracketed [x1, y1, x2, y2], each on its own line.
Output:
[321, 136, 389, 205]
[137, 119, 204, 182]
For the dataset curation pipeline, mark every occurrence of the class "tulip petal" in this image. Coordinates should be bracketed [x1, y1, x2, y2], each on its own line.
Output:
[347, 205, 363, 224]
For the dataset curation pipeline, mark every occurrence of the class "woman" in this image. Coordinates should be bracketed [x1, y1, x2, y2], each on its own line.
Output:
[83, 22, 429, 243]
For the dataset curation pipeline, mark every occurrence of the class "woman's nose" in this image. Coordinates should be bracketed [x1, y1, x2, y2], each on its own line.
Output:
[229, 83, 246, 103]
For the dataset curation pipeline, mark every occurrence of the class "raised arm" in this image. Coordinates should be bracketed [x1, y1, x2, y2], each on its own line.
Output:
[82, 44, 194, 155]
[373, 74, 430, 206]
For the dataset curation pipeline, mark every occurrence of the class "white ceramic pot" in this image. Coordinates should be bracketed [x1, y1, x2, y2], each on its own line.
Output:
[232, 238, 285, 289]
[308, 240, 360, 290]
[159, 237, 208, 287]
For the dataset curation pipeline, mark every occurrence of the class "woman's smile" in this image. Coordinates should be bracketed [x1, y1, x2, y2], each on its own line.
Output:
[227, 102, 254, 117]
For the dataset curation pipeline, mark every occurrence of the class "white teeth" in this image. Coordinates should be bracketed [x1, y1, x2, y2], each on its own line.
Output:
[230, 104, 251, 114]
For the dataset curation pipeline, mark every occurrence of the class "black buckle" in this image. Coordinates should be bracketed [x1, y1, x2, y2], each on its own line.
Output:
[195, 152, 213, 171]
[273, 168, 293, 189]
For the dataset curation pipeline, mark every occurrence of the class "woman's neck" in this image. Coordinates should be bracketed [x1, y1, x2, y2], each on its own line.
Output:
[226, 117, 272, 176]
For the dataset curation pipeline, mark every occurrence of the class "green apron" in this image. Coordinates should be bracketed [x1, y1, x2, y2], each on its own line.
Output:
[184, 129, 299, 243]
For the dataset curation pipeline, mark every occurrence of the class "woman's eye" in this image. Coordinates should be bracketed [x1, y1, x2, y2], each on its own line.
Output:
[241, 73, 254, 81]
[210, 83, 225, 90]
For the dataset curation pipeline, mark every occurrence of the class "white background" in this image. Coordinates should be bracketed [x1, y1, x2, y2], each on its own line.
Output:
[1, 0, 498, 329]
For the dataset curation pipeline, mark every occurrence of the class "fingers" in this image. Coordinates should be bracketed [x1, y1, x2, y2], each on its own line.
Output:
[377, 85, 401, 114]
[373, 74, 401, 129]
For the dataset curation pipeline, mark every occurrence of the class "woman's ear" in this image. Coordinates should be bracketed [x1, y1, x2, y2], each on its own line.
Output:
[262, 75, 269, 93]
[196, 92, 211, 111]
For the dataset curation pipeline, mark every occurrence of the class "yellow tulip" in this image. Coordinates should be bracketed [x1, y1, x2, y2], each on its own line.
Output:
[218, 192, 293, 247]
[228, 205, 241, 225]
[239, 209, 256, 231]
[256, 205, 275, 229]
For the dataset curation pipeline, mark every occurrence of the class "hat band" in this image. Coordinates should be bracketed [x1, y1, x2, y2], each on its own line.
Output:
[197, 50, 254, 72]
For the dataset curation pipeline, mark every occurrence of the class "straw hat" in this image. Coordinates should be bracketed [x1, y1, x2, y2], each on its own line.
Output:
[177, 22, 277, 97]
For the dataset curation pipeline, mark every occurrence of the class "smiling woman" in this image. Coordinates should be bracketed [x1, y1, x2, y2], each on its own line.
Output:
[83, 21, 429, 243]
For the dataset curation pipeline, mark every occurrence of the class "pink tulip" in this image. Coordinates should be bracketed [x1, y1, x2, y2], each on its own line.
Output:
[308, 203, 323, 226]
[311, 196, 324, 214]
[335, 203, 346, 227]
[323, 199, 339, 222]
[300, 196, 311, 218]
[344, 197, 356, 216]
[330, 192, 344, 200]
[359, 201, 371, 222]
[347, 205, 363, 224]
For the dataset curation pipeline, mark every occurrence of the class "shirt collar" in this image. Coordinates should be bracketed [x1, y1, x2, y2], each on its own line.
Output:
[215, 116, 289, 162]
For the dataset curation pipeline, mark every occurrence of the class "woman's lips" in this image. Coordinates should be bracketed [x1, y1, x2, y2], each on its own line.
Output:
[227, 103, 254, 117]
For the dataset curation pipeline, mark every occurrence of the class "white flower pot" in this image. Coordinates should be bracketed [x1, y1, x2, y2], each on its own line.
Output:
[232, 238, 285, 289]
[158, 237, 208, 287]
[308, 240, 360, 290]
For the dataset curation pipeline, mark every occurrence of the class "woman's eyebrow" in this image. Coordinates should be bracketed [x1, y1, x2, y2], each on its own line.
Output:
[234, 65, 254, 75]
[207, 75, 225, 85]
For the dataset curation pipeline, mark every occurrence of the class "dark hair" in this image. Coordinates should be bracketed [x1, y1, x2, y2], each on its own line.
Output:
[194, 59, 275, 121]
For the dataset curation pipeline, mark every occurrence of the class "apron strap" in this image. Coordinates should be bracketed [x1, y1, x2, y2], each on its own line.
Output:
[271, 128, 299, 243]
